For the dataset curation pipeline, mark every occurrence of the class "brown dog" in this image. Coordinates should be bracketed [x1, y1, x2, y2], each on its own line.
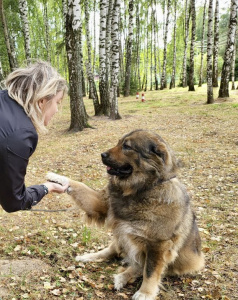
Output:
[47, 130, 204, 300]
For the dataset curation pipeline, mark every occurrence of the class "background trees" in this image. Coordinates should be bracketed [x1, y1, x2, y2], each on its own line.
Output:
[0, 0, 237, 130]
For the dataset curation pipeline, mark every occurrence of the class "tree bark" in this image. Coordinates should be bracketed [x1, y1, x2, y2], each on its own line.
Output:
[170, 1, 177, 89]
[188, 0, 196, 91]
[99, 0, 110, 115]
[110, 0, 121, 120]
[66, 0, 88, 131]
[181, 0, 190, 87]
[160, 0, 171, 90]
[198, 0, 207, 87]
[207, 0, 214, 104]
[43, 0, 50, 62]
[153, 0, 158, 90]
[218, 0, 238, 98]
[231, 30, 237, 90]
[19, 0, 31, 63]
[84, 0, 101, 115]
[124, 0, 134, 96]
[212, 0, 219, 87]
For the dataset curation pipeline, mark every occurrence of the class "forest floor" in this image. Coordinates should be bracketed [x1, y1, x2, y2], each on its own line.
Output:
[0, 85, 237, 300]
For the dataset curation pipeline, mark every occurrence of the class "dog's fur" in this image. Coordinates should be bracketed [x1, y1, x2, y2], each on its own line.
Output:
[47, 130, 204, 300]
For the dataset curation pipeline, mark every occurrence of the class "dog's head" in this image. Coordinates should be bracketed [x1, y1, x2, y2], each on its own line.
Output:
[101, 130, 178, 193]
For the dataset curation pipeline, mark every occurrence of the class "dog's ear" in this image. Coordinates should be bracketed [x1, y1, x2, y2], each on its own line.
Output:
[149, 143, 166, 162]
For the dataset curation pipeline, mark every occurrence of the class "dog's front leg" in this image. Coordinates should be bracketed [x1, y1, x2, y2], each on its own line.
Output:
[132, 240, 174, 300]
[46, 172, 109, 224]
[76, 241, 118, 262]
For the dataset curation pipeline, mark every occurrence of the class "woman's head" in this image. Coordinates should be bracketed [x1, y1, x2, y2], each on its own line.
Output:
[5, 60, 68, 133]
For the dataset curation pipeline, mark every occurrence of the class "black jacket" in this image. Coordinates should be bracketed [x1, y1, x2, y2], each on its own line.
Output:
[0, 90, 45, 212]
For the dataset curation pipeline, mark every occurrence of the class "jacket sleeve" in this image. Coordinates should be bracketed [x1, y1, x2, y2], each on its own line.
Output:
[0, 128, 45, 213]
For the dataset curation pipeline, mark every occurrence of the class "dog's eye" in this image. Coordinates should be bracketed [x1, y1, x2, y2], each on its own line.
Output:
[123, 143, 132, 151]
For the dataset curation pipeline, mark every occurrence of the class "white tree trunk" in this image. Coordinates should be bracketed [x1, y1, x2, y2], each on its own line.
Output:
[181, 0, 190, 87]
[198, 0, 207, 87]
[160, 0, 171, 90]
[207, 0, 214, 104]
[99, 0, 110, 115]
[124, 0, 134, 96]
[110, 0, 121, 119]
[19, 0, 31, 63]
[219, 0, 238, 98]
[212, 0, 220, 87]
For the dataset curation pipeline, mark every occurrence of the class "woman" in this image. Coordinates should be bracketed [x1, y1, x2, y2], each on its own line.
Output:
[0, 61, 69, 213]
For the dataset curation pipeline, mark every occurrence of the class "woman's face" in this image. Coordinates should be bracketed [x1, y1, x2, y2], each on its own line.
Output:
[39, 91, 64, 126]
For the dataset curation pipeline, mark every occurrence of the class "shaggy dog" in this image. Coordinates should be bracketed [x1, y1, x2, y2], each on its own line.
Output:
[47, 130, 204, 300]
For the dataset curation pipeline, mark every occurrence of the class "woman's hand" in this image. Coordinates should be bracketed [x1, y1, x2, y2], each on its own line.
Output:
[43, 181, 69, 194]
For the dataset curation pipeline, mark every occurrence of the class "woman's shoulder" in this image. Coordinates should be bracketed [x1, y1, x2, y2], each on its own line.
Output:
[0, 90, 37, 139]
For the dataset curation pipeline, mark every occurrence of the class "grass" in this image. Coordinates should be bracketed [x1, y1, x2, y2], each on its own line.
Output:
[0, 85, 237, 299]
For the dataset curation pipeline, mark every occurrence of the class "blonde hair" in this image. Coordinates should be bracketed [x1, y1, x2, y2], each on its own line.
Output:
[5, 60, 68, 133]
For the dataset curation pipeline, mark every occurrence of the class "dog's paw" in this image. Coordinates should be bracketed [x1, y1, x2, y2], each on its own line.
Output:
[132, 291, 157, 300]
[113, 273, 128, 290]
[46, 172, 69, 186]
[75, 253, 102, 262]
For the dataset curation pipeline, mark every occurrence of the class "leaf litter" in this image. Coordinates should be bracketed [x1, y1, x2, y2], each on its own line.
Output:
[0, 87, 237, 299]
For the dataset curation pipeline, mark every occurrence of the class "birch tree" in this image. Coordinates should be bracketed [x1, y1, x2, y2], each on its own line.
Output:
[231, 30, 236, 90]
[19, 0, 31, 63]
[65, 0, 88, 131]
[99, 0, 110, 115]
[0, 60, 3, 85]
[110, 0, 121, 120]
[212, 0, 219, 87]
[0, 0, 17, 71]
[153, 0, 158, 90]
[198, 0, 207, 87]
[160, 0, 171, 90]
[207, 0, 214, 104]
[124, 0, 134, 96]
[43, 0, 50, 62]
[170, 1, 177, 89]
[218, 0, 238, 98]
[188, 0, 196, 91]
[84, 0, 101, 115]
[181, 0, 190, 87]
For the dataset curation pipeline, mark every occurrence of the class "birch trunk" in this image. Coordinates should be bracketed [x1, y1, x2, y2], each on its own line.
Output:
[181, 0, 190, 87]
[19, 0, 31, 63]
[84, 0, 101, 115]
[218, 0, 238, 98]
[99, 0, 110, 115]
[66, 0, 88, 131]
[153, 0, 158, 90]
[124, 0, 134, 96]
[43, 0, 50, 62]
[207, 0, 214, 104]
[135, 3, 141, 91]
[170, 1, 177, 89]
[231, 30, 237, 90]
[212, 0, 219, 87]
[160, 0, 171, 90]
[0, 0, 17, 71]
[188, 0, 196, 91]
[110, 0, 121, 120]
[0, 59, 3, 85]
[198, 0, 207, 87]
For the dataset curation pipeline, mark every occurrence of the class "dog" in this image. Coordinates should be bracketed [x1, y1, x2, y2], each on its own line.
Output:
[46, 130, 204, 300]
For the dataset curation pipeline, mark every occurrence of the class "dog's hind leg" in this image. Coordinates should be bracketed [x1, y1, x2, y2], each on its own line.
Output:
[75, 241, 118, 262]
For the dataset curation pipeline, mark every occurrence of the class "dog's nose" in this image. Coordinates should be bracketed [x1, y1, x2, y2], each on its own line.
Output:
[101, 152, 109, 159]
